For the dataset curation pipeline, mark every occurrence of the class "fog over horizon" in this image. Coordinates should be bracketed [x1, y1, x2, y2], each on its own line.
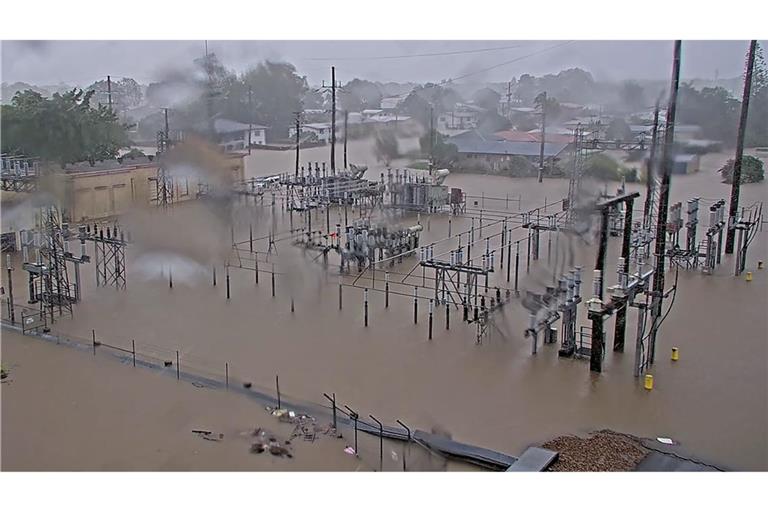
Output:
[1, 40, 762, 88]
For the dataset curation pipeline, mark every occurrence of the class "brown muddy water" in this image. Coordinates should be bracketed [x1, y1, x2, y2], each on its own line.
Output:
[2, 142, 767, 470]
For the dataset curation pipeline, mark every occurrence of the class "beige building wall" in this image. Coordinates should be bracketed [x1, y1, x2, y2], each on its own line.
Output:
[64, 154, 245, 223]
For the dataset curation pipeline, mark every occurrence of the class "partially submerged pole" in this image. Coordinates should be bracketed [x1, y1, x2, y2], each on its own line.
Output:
[648, 40, 682, 366]
[725, 40, 757, 255]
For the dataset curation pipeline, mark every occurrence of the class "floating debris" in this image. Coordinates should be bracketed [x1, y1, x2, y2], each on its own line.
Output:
[192, 429, 224, 442]
[250, 427, 293, 458]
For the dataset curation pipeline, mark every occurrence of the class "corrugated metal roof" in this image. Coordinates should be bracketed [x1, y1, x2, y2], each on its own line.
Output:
[212, 118, 268, 133]
[449, 131, 568, 157]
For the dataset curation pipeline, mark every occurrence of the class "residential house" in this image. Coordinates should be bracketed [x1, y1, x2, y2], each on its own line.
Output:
[380, 94, 409, 112]
[449, 130, 569, 169]
[289, 122, 334, 144]
[195, 118, 268, 151]
[437, 104, 486, 134]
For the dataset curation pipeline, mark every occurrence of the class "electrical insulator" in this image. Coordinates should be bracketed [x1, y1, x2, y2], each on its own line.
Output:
[593, 270, 601, 298]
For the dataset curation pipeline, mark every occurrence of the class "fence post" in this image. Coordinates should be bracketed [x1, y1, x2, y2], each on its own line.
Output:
[225, 362, 229, 389]
[132, 339, 136, 367]
[92, 329, 96, 356]
[343, 405, 359, 457]
[369, 414, 384, 471]
[276, 375, 281, 410]
[176, 350, 180, 380]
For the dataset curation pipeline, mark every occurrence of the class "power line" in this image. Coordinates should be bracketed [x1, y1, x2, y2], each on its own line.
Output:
[445, 41, 576, 83]
[304, 43, 533, 61]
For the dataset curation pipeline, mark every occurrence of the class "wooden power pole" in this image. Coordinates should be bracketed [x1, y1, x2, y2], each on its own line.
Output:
[538, 91, 547, 183]
[330, 66, 336, 172]
[247, 86, 253, 155]
[648, 40, 682, 366]
[343, 110, 348, 170]
[107, 75, 113, 111]
[725, 40, 758, 254]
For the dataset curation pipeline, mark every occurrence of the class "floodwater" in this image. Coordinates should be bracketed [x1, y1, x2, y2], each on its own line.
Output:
[2, 140, 767, 470]
[1, 329, 364, 471]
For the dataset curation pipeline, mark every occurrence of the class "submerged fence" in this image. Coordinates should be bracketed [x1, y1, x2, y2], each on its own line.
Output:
[1, 297, 454, 472]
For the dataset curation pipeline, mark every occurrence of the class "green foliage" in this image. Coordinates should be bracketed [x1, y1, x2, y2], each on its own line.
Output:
[515, 69, 595, 105]
[746, 43, 768, 147]
[607, 118, 633, 141]
[341, 79, 382, 112]
[534, 92, 561, 121]
[86, 77, 143, 111]
[497, 156, 537, 177]
[122, 148, 146, 159]
[1, 88, 129, 166]
[477, 111, 511, 134]
[719, 156, 765, 184]
[400, 84, 460, 128]
[239, 61, 307, 137]
[677, 83, 740, 145]
[373, 128, 399, 165]
[584, 153, 625, 181]
[419, 131, 458, 167]
[472, 87, 501, 111]
[619, 81, 646, 112]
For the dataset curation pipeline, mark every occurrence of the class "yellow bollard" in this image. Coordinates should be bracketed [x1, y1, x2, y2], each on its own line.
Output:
[758, 261, 764, 270]
[671, 347, 679, 361]
[644, 374, 654, 391]
[746, 272, 753, 282]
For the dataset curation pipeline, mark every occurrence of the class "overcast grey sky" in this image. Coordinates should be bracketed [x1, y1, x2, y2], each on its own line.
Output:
[0, 40, 759, 87]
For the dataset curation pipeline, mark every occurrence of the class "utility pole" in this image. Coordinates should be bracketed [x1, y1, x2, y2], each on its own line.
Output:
[648, 40, 682, 365]
[725, 40, 757, 254]
[247, 85, 253, 155]
[331, 66, 336, 172]
[107, 75, 113, 111]
[538, 91, 547, 183]
[429, 104, 435, 172]
[164, 108, 170, 146]
[294, 112, 301, 179]
[204, 41, 214, 137]
[642, 101, 661, 229]
[506, 81, 512, 117]
[343, 110, 349, 170]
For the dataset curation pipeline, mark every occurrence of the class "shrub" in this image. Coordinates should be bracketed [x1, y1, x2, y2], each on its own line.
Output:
[718, 155, 764, 184]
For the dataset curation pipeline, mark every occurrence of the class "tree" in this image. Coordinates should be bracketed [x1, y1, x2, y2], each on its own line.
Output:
[400, 89, 431, 128]
[719, 156, 765, 183]
[400, 84, 461, 129]
[619, 80, 646, 112]
[419, 131, 458, 168]
[534, 92, 561, 123]
[373, 128, 399, 165]
[239, 61, 308, 138]
[583, 153, 625, 181]
[472, 87, 501, 111]
[341, 79, 382, 112]
[1, 88, 129, 166]
[86, 77, 143, 111]
[746, 42, 768, 147]
[607, 118, 633, 141]
[677, 83, 740, 145]
[477, 111, 511, 134]
[514, 74, 538, 104]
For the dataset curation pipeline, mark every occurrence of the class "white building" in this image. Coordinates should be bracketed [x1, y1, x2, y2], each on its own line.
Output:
[380, 94, 408, 111]
[289, 122, 335, 144]
[202, 118, 268, 151]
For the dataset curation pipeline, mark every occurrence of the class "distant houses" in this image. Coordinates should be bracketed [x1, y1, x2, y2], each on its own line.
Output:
[193, 118, 268, 151]
[448, 130, 569, 170]
[289, 122, 334, 144]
